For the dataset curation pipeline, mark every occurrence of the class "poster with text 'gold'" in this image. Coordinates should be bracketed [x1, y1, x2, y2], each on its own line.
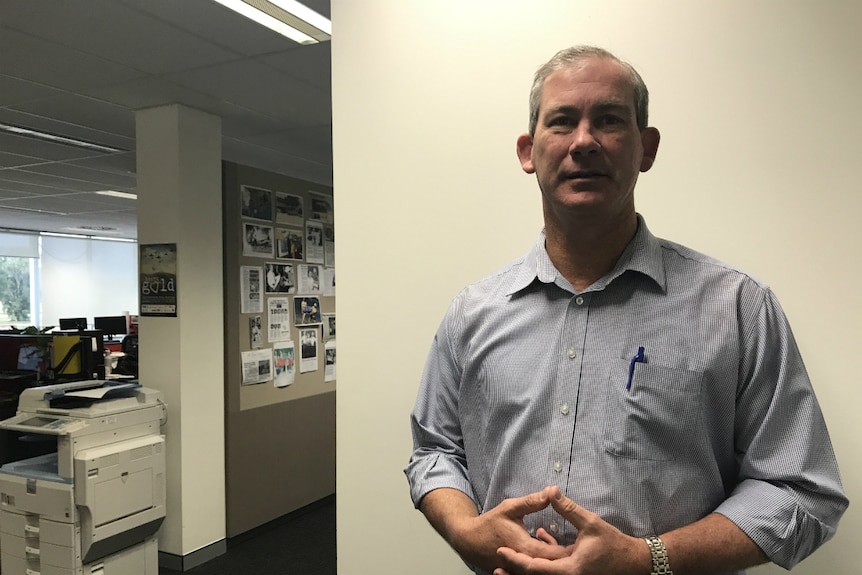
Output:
[140, 243, 177, 317]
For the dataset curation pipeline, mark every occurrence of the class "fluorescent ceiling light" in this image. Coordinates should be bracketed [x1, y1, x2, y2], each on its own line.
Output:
[0, 123, 125, 154]
[212, 0, 331, 44]
[1, 205, 68, 216]
[269, 0, 331, 34]
[95, 190, 138, 200]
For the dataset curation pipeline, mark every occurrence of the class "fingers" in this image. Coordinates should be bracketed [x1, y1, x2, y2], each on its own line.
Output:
[548, 487, 592, 529]
[534, 527, 558, 545]
[502, 489, 552, 518]
[497, 546, 558, 574]
[517, 535, 571, 562]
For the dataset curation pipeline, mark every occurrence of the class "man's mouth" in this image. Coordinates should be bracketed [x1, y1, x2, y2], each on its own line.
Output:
[566, 170, 608, 179]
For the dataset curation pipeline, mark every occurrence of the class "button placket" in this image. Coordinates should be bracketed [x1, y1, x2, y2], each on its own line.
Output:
[548, 293, 589, 483]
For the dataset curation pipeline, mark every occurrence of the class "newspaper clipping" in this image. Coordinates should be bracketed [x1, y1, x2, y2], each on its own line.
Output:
[241, 349, 272, 385]
[273, 342, 296, 388]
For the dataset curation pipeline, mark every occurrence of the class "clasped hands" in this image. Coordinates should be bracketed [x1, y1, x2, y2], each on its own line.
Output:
[456, 486, 648, 575]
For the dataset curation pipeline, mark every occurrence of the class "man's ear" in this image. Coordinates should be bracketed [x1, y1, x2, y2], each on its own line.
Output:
[516, 133, 536, 174]
[639, 127, 660, 172]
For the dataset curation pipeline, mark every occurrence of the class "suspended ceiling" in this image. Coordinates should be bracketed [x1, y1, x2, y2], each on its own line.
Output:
[0, 0, 332, 241]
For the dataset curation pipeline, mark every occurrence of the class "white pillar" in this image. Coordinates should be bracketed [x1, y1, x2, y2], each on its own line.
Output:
[135, 104, 226, 569]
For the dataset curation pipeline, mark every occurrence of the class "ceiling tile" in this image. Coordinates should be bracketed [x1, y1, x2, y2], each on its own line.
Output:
[0, 187, 39, 200]
[243, 125, 331, 164]
[0, 192, 126, 215]
[0, 74, 67, 107]
[223, 139, 332, 186]
[0, 151, 45, 169]
[69, 153, 138, 179]
[0, 109, 135, 151]
[9, 94, 136, 140]
[2, 0, 241, 76]
[81, 77, 301, 138]
[120, 0, 307, 58]
[21, 162, 137, 191]
[163, 60, 330, 125]
[258, 42, 332, 91]
[0, 28, 146, 92]
[0, 170, 108, 193]
[0, 132, 113, 162]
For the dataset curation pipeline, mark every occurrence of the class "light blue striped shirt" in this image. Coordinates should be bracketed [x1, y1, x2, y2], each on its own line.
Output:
[406, 216, 847, 574]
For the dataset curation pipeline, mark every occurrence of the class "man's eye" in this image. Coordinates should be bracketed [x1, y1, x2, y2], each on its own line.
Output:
[548, 117, 573, 127]
[600, 115, 624, 126]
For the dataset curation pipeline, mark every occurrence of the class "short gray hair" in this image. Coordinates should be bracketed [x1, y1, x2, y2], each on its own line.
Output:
[527, 45, 649, 135]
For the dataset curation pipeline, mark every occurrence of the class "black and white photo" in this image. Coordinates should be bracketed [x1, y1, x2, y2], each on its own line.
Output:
[265, 262, 295, 294]
[241, 185, 273, 221]
[243, 223, 274, 258]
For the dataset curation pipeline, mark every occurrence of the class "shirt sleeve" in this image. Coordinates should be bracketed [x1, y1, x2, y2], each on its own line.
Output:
[404, 296, 479, 509]
[714, 287, 849, 569]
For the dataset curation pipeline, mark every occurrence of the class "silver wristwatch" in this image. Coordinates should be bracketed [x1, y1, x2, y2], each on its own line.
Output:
[644, 535, 674, 575]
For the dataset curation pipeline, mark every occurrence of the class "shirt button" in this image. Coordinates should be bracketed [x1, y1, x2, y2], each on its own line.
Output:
[575, 296, 585, 305]
[567, 348, 577, 359]
[553, 461, 562, 472]
[549, 522, 558, 534]
[560, 403, 569, 415]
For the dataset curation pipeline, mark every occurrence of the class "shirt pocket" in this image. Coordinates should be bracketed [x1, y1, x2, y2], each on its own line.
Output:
[603, 358, 704, 461]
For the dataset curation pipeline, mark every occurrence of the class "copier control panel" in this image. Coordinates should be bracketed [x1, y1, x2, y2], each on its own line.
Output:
[0, 413, 87, 434]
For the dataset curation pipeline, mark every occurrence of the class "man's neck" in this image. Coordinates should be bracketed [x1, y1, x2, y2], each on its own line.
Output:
[543, 211, 638, 292]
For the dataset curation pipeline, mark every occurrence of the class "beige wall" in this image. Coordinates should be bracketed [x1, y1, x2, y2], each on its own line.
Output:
[221, 162, 336, 537]
[333, 2, 861, 574]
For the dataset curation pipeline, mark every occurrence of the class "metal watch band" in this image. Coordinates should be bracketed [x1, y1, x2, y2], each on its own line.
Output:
[644, 535, 674, 575]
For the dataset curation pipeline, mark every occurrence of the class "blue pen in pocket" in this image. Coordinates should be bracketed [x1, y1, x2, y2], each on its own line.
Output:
[626, 346, 645, 390]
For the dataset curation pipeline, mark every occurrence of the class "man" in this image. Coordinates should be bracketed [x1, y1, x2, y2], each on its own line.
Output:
[405, 46, 847, 575]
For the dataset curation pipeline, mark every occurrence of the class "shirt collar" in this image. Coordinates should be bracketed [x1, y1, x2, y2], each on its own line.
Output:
[506, 214, 667, 296]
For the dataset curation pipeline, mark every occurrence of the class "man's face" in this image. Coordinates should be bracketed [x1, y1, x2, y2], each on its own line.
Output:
[517, 57, 659, 224]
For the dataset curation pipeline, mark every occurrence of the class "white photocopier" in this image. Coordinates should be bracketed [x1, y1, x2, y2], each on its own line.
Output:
[0, 380, 166, 575]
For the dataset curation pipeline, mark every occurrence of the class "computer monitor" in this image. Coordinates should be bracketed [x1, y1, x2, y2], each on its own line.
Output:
[58, 317, 88, 330]
[93, 316, 128, 340]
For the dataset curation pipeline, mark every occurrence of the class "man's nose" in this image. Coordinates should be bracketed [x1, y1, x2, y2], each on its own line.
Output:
[569, 123, 600, 156]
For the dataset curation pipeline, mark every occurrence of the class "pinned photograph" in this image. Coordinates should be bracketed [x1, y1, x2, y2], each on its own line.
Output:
[323, 313, 336, 341]
[276, 227, 304, 260]
[273, 342, 295, 388]
[265, 262, 295, 294]
[243, 223, 274, 258]
[306, 220, 325, 264]
[309, 192, 333, 224]
[241, 185, 273, 221]
[298, 264, 321, 294]
[294, 296, 322, 326]
[299, 327, 318, 373]
[249, 315, 263, 349]
[324, 339, 336, 382]
[240, 266, 263, 314]
[275, 192, 304, 226]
